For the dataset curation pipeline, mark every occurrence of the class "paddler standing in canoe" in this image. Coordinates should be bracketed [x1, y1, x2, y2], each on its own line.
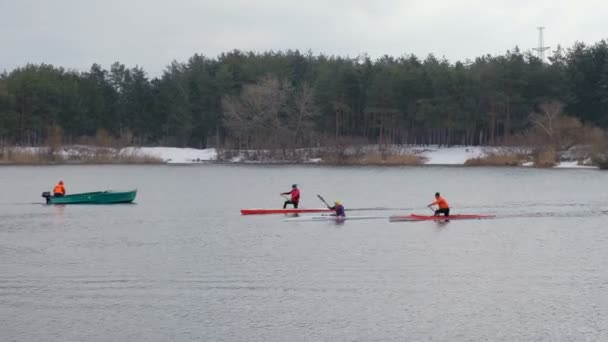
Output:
[428, 192, 449, 216]
[281, 184, 300, 209]
[328, 200, 346, 218]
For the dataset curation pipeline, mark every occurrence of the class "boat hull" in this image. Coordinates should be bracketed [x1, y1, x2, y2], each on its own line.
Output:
[44, 190, 137, 205]
[390, 214, 495, 222]
[241, 208, 331, 215]
[284, 215, 383, 222]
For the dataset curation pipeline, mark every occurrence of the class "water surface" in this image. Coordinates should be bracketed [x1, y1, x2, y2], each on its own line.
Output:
[1, 165, 607, 341]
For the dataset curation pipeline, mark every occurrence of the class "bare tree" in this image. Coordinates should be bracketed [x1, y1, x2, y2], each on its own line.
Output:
[529, 100, 584, 151]
[222, 76, 319, 151]
[289, 83, 318, 147]
[222, 75, 288, 149]
[530, 101, 564, 141]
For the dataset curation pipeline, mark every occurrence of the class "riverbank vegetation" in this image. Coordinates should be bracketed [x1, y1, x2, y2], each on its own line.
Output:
[0, 146, 162, 165]
[1, 39, 607, 166]
[0, 147, 163, 165]
[463, 100, 608, 167]
[0, 129, 162, 164]
[318, 145, 425, 165]
[327, 152, 424, 166]
[464, 149, 527, 166]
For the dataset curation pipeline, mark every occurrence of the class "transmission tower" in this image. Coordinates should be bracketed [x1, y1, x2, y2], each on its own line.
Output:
[533, 27, 550, 63]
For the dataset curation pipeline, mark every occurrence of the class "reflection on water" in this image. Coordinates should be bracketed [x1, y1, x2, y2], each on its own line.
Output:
[52, 205, 65, 224]
[433, 220, 450, 228]
[1, 165, 608, 342]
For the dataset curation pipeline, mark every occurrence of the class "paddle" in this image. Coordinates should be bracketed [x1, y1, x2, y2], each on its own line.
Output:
[428, 205, 438, 216]
[317, 194, 331, 209]
[345, 207, 404, 211]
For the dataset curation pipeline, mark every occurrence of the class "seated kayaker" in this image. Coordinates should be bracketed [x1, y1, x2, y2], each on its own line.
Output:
[328, 200, 345, 217]
[53, 180, 66, 197]
[428, 192, 449, 216]
[281, 184, 300, 209]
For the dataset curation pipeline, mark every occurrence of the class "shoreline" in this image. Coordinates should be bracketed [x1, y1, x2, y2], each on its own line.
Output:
[0, 145, 600, 169]
[0, 162, 599, 169]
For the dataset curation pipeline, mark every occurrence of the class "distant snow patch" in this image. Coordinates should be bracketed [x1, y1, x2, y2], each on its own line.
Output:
[554, 161, 597, 169]
[414, 146, 485, 165]
[130, 147, 217, 163]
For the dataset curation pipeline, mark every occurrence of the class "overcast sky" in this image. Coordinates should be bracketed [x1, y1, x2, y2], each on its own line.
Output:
[1, 0, 607, 76]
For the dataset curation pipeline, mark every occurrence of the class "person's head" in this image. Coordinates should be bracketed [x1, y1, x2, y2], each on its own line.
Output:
[435, 192, 440, 198]
[334, 200, 341, 205]
[59, 180, 64, 185]
[292, 184, 297, 188]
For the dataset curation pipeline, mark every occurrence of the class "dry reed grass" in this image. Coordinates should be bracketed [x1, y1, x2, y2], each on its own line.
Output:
[0, 147, 163, 165]
[322, 151, 424, 165]
[464, 152, 526, 166]
[533, 148, 557, 168]
[0, 148, 58, 164]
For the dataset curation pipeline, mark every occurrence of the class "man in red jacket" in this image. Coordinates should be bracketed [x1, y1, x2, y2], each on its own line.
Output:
[281, 184, 300, 209]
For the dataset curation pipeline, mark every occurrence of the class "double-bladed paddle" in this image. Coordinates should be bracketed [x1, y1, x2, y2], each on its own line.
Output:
[317, 194, 331, 208]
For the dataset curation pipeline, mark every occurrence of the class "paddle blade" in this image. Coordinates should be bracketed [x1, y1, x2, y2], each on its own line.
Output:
[317, 194, 330, 208]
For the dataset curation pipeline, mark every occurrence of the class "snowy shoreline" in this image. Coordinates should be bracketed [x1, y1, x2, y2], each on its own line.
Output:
[137, 146, 597, 169]
[0, 145, 599, 169]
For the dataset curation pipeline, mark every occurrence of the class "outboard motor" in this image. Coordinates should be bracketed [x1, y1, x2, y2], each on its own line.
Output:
[42, 191, 51, 204]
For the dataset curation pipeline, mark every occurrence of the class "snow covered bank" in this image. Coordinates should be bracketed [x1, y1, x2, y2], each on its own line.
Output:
[410, 146, 486, 165]
[0, 146, 215, 164]
[129, 147, 217, 164]
[553, 161, 597, 169]
[414, 146, 597, 168]
[140, 145, 598, 168]
[1, 145, 600, 168]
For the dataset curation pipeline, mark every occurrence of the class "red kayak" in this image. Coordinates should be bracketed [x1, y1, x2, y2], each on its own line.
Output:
[241, 208, 331, 215]
[390, 214, 496, 222]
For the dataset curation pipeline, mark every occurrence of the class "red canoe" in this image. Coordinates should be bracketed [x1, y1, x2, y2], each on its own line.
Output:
[389, 214, 496, 222]
[241, 208, 331, 215]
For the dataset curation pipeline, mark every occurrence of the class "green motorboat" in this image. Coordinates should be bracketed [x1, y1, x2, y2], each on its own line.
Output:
[42, 189, 137, 204]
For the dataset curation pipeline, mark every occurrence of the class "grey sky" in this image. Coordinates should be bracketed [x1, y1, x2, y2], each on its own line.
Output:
[1, 0, 606, 76]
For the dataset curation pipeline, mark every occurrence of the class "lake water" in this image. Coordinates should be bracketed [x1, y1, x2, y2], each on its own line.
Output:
[1, 165, 607, 341]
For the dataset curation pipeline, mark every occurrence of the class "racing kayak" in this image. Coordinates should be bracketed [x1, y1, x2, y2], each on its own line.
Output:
[241, 208, 331, 215]
[284, 215, 384, 222]
[389, 214, 496, 222]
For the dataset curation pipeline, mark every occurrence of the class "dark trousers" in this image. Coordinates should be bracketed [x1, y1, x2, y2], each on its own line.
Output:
[53, 193, 64, 197]
[435, 208, 450, 216]
[283, 200, 298, 209]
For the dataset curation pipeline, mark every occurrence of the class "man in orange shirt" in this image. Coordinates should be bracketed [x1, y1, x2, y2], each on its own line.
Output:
[53, 180, 66, 197]
[428, 192, 449, 216]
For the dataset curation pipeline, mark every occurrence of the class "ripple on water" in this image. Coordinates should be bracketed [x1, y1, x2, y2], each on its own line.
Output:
[1, 165, 608, 341]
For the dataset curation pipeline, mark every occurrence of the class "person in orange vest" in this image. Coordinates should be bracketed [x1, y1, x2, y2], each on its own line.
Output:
[428, 192, 449, 216]
[53, 180, 66, 197]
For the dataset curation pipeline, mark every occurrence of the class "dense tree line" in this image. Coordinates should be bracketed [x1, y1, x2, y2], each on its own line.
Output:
[1, 40, 607, 148]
